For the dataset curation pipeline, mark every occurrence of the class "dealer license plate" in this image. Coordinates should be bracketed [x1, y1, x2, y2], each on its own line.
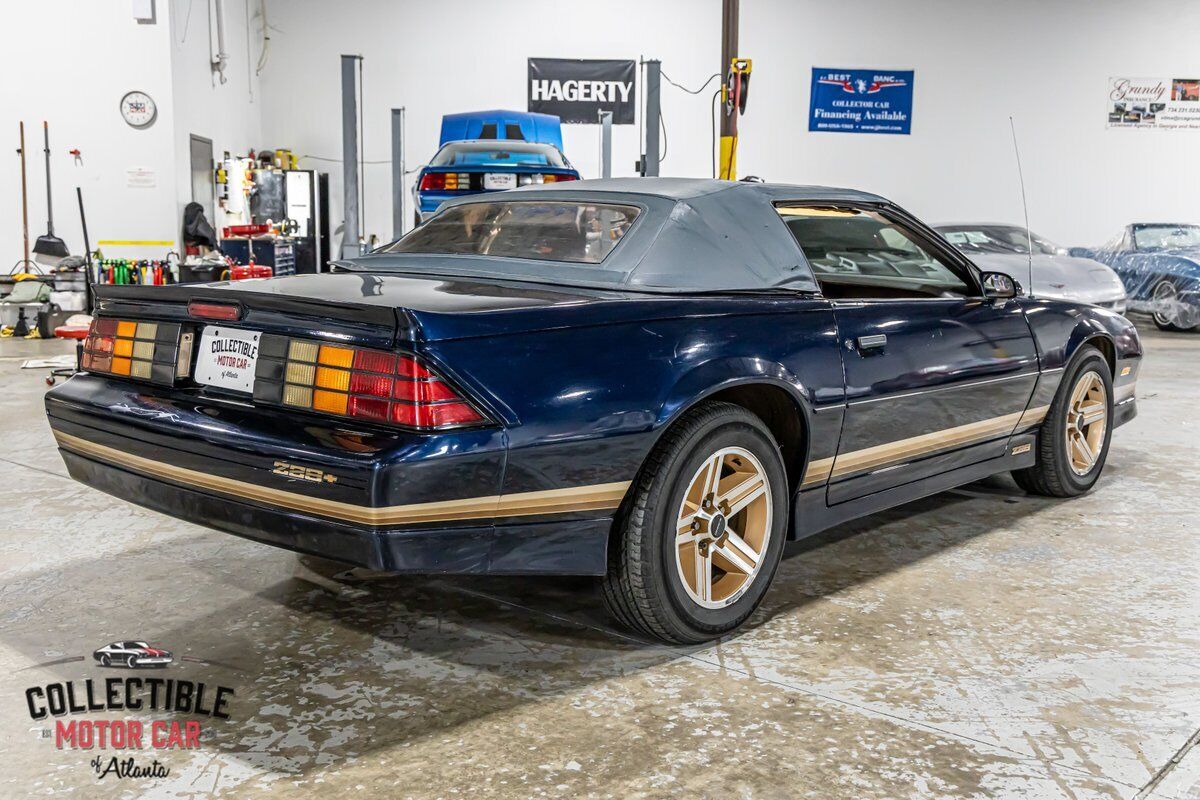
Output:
[193, 326, 261, 394]
[484, 172, 516, 190]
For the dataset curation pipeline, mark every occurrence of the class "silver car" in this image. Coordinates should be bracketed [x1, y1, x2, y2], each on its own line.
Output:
[935, 223, 1127, 312]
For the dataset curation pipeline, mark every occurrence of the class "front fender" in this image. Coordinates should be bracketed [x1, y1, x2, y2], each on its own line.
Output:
[1024, 299, 1140, 371]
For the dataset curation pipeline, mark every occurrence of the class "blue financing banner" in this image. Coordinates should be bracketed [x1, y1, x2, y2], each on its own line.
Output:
[809, 68, 915, 134]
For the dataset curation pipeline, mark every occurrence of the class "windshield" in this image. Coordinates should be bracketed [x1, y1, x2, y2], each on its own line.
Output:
[430, 141, 567, 168]
[1133, 224, 1200, 251]
[381, 201, 640, 265]
[936, 225, 1062, 255]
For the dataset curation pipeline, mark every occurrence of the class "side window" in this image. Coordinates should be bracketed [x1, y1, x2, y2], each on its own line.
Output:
[776, 205, 973, 300]
[479, 123, 498, 139]
[504, 123, 525, 140]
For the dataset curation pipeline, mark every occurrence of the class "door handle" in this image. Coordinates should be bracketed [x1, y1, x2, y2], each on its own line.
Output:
[856, 334, 887, 350]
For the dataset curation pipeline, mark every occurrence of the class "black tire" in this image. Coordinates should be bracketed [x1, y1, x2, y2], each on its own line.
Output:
[1013, 346, 1113, 497]
[99, 654, 111, 668]
[127, 655, 138, 668]
[601, 401, 789, 644]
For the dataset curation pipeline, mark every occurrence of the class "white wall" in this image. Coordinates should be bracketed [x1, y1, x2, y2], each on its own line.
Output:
[0, 1, 179, 267]
[4, 0, 1198, 268]
[739, 0, 1200, 246]
[169, 0, 265, 231]
[0, 0, 262, 268]
[257, 0, 721, 248]
[254, 0, 1200, 249]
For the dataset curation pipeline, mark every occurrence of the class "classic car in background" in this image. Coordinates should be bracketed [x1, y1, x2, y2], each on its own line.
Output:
[936, 223, 1127, 313]
[412, 109, 579, 225]
[47, 179, 1141, 644]
[1071, 223, 1200, 331]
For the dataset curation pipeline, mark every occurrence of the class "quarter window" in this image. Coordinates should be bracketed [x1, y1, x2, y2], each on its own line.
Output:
[777, 205, 971, 299]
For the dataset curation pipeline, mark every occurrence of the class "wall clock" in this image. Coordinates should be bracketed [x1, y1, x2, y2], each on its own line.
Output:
[119, 90, 157, 129]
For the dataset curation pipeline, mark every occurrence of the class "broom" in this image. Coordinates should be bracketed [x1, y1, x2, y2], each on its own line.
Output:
[33, 121, 69, 263]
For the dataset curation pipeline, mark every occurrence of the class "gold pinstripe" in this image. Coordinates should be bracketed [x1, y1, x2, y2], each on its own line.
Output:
[801, 405, 1050, 487]
[53, 431, 629, 527]
[59, 400, 1065, 521]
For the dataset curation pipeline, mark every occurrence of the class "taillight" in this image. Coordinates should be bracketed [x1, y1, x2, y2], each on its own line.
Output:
[419, 172, 470, 191]
[253, 338, 486, 430]
[81, 317, 192, 385]
[518, 173, 580, 186]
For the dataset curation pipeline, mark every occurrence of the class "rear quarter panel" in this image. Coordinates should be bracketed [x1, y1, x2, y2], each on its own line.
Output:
[426, 300, 846, 526]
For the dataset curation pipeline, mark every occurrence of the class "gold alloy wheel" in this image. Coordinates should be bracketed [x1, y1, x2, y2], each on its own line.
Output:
[1065, 371, 1108, 476]
[674, 446, 772, 609]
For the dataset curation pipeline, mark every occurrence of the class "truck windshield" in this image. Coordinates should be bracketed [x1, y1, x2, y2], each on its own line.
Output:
[381, 201, 640, 265]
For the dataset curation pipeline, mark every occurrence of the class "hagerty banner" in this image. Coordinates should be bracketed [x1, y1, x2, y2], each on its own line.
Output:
[528, 58, 636, 124]
[1107, 77, 1200, 129]
[809, 68, 914, 134]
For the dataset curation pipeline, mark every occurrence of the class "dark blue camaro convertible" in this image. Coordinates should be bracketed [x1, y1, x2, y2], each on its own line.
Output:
[46, 179, 1141, 643]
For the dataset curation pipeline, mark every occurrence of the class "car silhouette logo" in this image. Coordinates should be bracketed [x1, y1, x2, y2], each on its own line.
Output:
[92, 640, 174, 669]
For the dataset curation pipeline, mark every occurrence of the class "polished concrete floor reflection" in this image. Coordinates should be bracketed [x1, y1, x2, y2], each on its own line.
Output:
[1, 327, 1197, 799]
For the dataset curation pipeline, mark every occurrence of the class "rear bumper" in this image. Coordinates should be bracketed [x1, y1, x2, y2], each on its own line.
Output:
[58, 443, 610, 575]
[46, 374, 612, 575]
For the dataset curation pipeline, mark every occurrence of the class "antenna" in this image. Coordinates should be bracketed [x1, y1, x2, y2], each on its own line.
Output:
[1008, 116, 1034, 298]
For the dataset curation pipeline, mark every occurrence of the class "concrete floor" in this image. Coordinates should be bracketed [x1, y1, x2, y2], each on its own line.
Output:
[1, 326, 1198, 799]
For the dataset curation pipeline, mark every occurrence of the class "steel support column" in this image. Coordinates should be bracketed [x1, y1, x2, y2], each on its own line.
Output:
[340, 54, 361, 258]
[643, 60, 661, 177]
[391, 107, 406, 240]
[598, 110, 613, 178]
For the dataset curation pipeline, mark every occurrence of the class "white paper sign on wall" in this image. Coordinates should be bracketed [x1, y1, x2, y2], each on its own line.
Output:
[126, 168, 157, 189]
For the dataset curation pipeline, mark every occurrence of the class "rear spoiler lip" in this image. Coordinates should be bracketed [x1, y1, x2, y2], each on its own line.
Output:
[92, 284, 409, 348]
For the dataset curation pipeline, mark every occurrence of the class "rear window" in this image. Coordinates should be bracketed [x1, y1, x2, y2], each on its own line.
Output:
[382, 201, 640, 264]
[431, 141, 566, 168]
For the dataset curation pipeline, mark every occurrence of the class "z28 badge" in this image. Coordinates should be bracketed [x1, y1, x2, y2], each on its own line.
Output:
[272, 461, 338, 484]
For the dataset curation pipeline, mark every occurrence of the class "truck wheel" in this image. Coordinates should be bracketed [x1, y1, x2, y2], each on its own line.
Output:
[1013, 346, 1112, 497]
[602, 402, 788, 644]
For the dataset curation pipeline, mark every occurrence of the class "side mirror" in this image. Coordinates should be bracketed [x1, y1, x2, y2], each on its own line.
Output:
[981, 271, 1019, 300]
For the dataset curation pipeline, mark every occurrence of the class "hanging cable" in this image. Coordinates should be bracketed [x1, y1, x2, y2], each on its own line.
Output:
[659, 112, 668, 163]
[175, 0, 194, 44]
[662, 71, 721, 95]
[301, 155, 392, 164]
[255, 0, 270, 75]
[243, 0, 253, 100]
